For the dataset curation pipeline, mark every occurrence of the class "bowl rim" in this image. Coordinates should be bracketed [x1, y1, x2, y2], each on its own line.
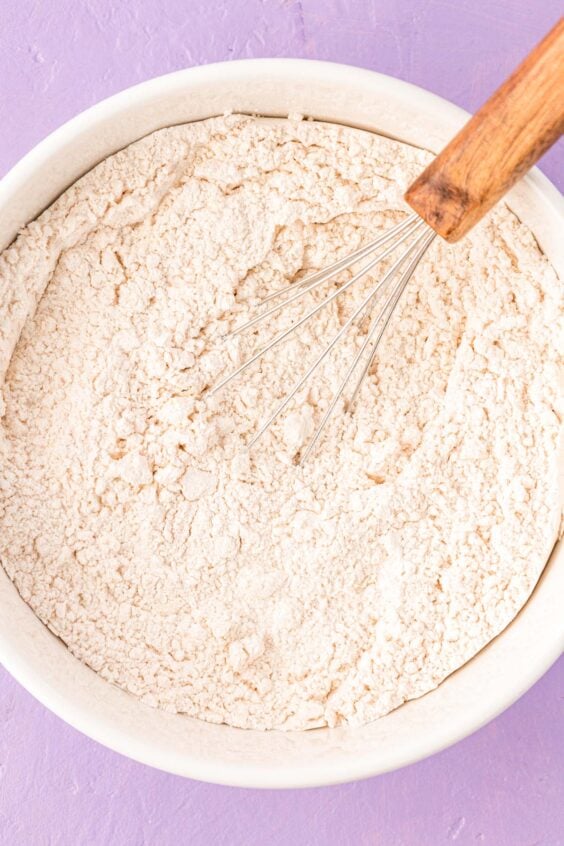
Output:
[0, 57, 562, 788]
[3, 58, 563, 222]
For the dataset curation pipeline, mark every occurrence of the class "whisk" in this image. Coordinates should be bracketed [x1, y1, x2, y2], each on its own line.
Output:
[210, 20, 564, 462]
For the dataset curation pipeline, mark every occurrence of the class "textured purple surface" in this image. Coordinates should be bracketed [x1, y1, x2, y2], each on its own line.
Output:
[0, 1, 563, 843]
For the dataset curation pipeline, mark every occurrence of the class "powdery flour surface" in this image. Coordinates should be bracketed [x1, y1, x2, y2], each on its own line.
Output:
[0, 116, 561, 730]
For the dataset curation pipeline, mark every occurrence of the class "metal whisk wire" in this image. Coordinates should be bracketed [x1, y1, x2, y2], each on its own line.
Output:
[230, 212, 421, 326]
[210, 214, 424, 396]
[209, 213, 435, 460]
[298, 227, 435, 464]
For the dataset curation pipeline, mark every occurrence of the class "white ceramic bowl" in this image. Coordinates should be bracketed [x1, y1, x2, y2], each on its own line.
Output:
[0, 60, 562, 789]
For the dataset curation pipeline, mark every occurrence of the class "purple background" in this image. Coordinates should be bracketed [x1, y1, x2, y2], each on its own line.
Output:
[0, 1, 562, 844]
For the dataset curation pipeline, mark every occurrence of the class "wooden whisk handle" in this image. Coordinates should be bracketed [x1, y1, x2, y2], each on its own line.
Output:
[405, 18, 564, 242]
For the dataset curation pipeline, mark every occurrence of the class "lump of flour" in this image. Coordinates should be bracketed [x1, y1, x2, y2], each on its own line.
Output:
[0, 115, 561, 730]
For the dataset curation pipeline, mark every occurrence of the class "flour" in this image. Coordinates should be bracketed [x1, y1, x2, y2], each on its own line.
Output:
[0, 115, 561, 730]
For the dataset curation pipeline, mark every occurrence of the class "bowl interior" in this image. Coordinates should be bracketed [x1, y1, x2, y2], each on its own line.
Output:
[0, 60, 563, 788]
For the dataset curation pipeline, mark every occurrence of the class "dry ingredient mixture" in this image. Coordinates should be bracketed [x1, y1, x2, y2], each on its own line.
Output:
[0, 115, 561, 730]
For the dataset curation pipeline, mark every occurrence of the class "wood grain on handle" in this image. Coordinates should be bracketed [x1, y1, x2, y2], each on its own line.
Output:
[405, 18, 564, 242]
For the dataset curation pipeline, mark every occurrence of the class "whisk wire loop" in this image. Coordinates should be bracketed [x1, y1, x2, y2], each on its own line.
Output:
[298, 228, 435, 464]
[258, 212, 420, 306]
[248, 227, 433, 451]
[208, 212, 436, 460]
[226, 215, 424, 341]
[210, 218, 426, 397]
